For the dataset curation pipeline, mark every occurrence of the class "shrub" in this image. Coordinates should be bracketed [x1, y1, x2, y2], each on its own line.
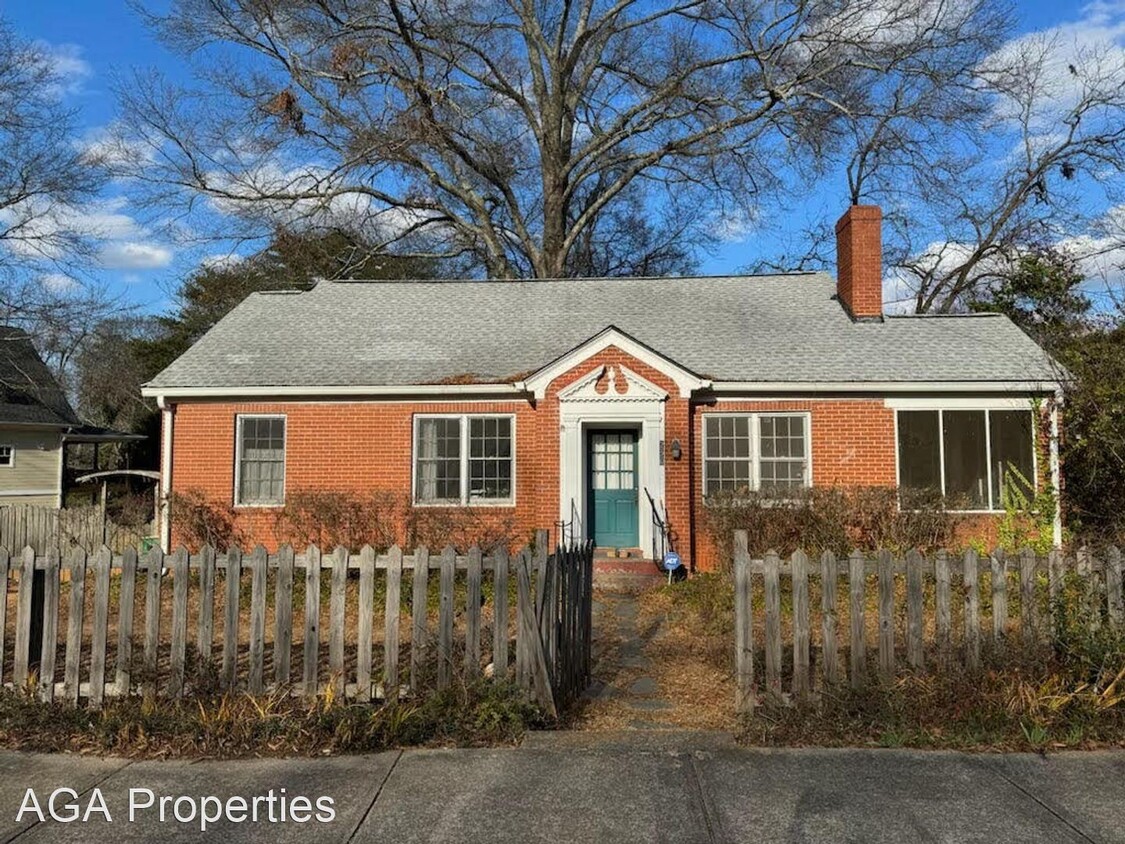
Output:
[406, 505, 523, 554]
[169, 488, 243, 550]
[701, 486, 964, 568]
[271, 489, 523, 552]
[273, 489, 406, 551]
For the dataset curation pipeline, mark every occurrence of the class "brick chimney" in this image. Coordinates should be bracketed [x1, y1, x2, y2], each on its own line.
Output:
[835, 205, 883, 321]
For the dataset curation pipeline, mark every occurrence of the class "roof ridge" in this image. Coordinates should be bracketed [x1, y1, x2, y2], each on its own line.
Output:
[318, 271, 827, 286]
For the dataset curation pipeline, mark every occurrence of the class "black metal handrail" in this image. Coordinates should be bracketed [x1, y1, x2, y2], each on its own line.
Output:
[644, 487, 671, 566]
[554, 497, 579, 547]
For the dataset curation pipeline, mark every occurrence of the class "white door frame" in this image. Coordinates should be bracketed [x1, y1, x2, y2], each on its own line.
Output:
[556, 364, 667, 552]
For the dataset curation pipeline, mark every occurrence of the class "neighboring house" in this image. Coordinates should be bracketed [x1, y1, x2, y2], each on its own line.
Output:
[142, 206, 1063, 569]
[0, 327, 140, 508]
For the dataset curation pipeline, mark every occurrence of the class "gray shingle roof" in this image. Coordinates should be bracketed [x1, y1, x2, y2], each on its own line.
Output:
[0, 326, 81, 425]
[145, 273, 1061, 390]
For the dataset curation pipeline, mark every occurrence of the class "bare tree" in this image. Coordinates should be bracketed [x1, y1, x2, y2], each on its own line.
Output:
[0, 20, 121, 376]
[898, 37, 1125, 312]
[113, 0, 1009, 279]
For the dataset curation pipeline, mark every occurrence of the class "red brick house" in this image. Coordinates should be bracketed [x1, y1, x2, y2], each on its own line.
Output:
[142, 206, 1063, 570]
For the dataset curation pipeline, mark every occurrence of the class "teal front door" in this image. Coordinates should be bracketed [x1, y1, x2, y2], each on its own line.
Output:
[589, 430, 640, 548]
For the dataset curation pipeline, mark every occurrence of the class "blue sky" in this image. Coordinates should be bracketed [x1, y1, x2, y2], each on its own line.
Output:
[2, 0, 1120, 314]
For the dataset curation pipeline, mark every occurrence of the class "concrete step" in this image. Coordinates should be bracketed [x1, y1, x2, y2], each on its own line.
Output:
[593, 557, 666, 592]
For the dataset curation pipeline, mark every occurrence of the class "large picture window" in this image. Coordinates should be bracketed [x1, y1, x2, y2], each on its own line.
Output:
[703, 413, 810, 497]
[236, 415, 286, 506]
[415, 414, 514, 505]
[896, 408, 1035, 511]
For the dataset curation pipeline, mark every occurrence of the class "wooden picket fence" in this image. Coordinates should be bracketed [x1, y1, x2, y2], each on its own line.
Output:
[733, 530, 1125, 712]
[0, 530, 594, 717]
[0, 504, 151, 554]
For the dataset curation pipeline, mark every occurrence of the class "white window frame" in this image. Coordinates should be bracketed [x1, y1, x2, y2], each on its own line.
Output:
[234, 414, 287, 508]
[412, 413, 516, 507]
[0, 445, 12, 468]
[894, 407, 1038, 514]
[701, 412, 812, 497]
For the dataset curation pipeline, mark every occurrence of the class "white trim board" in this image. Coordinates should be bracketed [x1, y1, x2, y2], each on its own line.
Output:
[709, 380, 1061, 394]
[0, 488, 58, 497]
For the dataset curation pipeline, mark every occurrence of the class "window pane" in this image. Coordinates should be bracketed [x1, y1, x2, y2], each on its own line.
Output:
[238, 416, 285, 505]
[990, 410, 1035, 506]
[898, 411, 941, 493]
[468, 416, 513, 502]
[416, 417, 462, 502]
[943, 410, 988, 508]
[704, 415, 753, 496]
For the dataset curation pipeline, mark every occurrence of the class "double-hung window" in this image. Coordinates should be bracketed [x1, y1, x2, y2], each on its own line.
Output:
[896, 408, 1035, 511]
[235, 415, 286, 506]
[414, 414, 514, 505]
[0, 445, 12, 467]
[703, 413, 810, 497]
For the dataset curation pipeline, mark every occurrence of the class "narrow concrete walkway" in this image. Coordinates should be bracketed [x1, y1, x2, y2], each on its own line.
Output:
[1, 746, 1122, 843]
[576, 586, 679, 729]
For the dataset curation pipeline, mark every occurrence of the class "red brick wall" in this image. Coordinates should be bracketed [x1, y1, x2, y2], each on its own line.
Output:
[165, 370, 1031, 569]
[835, 205, 883, 319]
[690, 399, 898, 569]
[168, 400, 539, 549]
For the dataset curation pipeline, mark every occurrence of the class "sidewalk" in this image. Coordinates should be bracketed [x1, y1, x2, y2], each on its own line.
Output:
[0, 738, 1121, 843]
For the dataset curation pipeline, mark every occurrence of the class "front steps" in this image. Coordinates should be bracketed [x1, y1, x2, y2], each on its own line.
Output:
[593, 549, 665, 591]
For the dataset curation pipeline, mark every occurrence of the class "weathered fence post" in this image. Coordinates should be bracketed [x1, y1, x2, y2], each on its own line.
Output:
[115, 547, 138, 695]
[491, 547, 509, 680]
[964, 549, 980, 671]
[89, 547, 113, 706]
[303, 545, 321, 694]
[143, 545, 165, 698]
[465, 545, 482, 678]
[763, 550, 782, 698]
[437, 546, 455, 690]
[877, 549, 895, 678]
[13, 547, 35, 687]
[1019, 548, 1038, 644]
[991, 548, 1008, 642]
[410, 547, 429, 692]
[791, 550, 810, 699]
[821, 550, 839, 686]
[355, 545, 375, 702]
[848, 550, 866, 688]
[384, 545, 403, 702]
[38, 548, 61, 702]
[935, 550, 951, 661]
[274, 545, 294, 686]
[329, 546, 348, 694]
[221, 546, 240, 691]
[905, 550, 924, 671]
[733, 531, 754, 713]
[247, 545, 268, 695]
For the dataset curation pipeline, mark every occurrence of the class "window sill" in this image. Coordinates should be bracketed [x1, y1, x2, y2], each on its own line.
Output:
[412, 500, 516, 509]
[234, 502, 285, 510]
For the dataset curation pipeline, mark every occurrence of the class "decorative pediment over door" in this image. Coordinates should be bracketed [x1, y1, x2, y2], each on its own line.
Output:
[556, 364, 669, 404]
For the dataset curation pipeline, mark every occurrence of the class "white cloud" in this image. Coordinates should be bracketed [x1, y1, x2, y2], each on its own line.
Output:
[39, 272, 80, 293]
[35, 41, 92, 97]
[78, 125, 156, 169]
[980, 2, 1125, 126]
[100, 241, 174, 270]
[0, 195, 175, 272]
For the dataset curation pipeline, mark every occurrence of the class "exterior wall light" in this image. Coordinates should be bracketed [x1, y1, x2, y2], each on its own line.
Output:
[670, 439, 682, 461]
